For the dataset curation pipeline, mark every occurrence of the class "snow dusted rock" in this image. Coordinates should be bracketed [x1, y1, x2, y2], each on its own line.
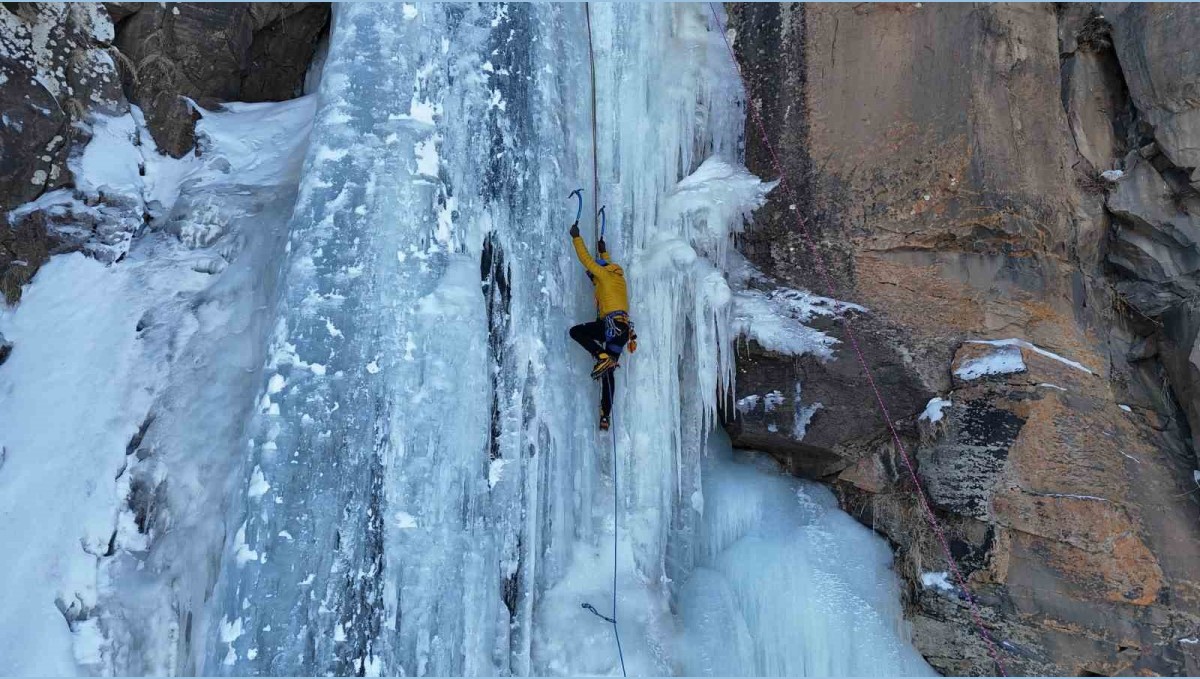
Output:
[727, 296, 930, 479]
[0, 332, 10, 366]
[725, 254, 931, 477]
[113, 3, 329, 156]
[0, 2, 328, 302]
[951, 343, 1027, 383]
[0, 3, 123, 212]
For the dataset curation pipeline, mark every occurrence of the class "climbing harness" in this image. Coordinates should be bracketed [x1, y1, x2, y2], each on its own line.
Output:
[706, 4, 1009, 675]
[603, 311, 636, 356]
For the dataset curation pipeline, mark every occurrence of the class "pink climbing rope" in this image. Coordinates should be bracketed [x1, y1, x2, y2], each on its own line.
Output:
[707, 4, 1009, 675]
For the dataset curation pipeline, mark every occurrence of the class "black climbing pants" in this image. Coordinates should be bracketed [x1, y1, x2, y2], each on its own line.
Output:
[570, 318, 630, 419]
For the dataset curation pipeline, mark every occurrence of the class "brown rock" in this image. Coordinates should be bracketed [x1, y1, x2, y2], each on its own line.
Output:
[240, 4, 329, 102]
[0, 55, 68, 210]
[113, 2, 329, 156]
[1110, 3, 1200, 190]
[727, 2, 1200, 674]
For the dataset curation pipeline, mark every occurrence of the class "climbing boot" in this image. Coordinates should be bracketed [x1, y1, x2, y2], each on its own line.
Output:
[599, 414, 611, 431]
[591, 353, 618, 380]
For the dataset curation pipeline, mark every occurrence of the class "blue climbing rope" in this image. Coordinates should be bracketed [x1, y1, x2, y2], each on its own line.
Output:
[609, 409, 626, 676]
[582, 403, 627, 677]
[578, 3, 625, 674]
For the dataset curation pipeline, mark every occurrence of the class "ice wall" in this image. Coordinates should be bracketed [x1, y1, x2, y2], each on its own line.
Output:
[202, 3, 931, 677]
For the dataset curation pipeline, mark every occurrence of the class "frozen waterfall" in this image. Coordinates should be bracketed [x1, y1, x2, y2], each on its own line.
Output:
[206, 4, 930, 676]
[0, 3, 932, 677]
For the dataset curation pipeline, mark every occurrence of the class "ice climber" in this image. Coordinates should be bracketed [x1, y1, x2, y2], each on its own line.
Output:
[569, 220, 637, 431]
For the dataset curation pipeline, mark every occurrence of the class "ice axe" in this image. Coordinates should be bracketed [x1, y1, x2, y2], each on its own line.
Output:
[569, 188, 584, 224]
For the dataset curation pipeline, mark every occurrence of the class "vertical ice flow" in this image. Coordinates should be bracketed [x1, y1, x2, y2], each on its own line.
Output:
[209, 4, 932, 676]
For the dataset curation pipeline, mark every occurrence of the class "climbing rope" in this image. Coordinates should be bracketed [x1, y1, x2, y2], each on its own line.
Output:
[578, 5, 627, 676]
[584, 3, 601, 241]
[706, 4, 1008, 675]
[581, 393, 628, 677]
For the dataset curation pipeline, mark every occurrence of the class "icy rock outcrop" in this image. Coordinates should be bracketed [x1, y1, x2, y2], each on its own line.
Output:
[0, 3, 128, 300]
[0, 3, 124, 210]
[114, 3, 329, 156]
[0, 2, 328, 302]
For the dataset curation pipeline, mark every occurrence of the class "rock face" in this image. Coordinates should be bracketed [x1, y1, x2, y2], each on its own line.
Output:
[727, 3, 1200, 675]
[0, 2, 328, 302]
[0, 3, 126, 301]
[114, 2, 329, 156]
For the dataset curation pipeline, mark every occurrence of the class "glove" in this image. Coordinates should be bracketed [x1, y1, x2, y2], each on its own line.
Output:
[569, 223, 580, 238]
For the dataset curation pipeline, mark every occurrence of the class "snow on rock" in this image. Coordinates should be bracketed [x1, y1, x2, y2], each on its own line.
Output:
[919, 396, 952, 423]
[954, 343, 1027, 380]
[729, 253, 864, 360]
[967, 338, 1095, 376]
[763, 389, 785, 412]
[920, 571, 956, 593]
[790, 382, 822, 440]
[735, 394, 760, 413]
[1101, 169, 1125, 182]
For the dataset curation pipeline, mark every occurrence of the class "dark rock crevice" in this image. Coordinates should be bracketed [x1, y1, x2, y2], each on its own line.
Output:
[112, 2, 330, 157]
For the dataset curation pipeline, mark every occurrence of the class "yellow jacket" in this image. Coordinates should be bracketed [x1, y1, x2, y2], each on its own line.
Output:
[573, 235, 629, 316]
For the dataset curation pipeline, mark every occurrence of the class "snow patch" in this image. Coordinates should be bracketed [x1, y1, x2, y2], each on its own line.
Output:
[247, 466, 271, 499]
[728, 255, 864, 361]
[954, 344, 1026, 380]
[790, 382, 821, 440]
[920, 571, 955, 593]
[488, 458, 511, 489]
[919, 396, 952, 423]
[967, 338, 1095, 375]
